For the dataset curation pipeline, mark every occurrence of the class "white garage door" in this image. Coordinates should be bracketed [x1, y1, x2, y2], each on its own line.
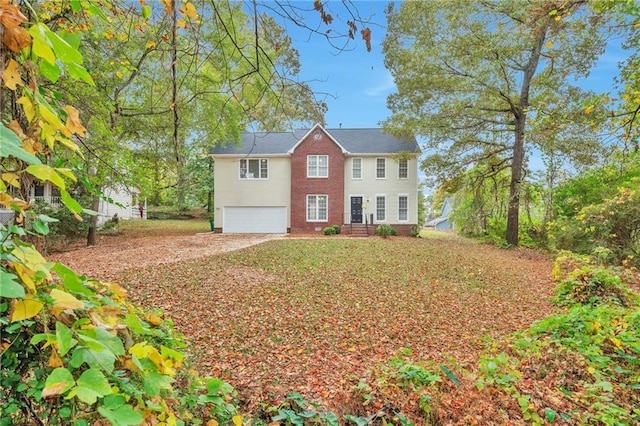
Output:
[223, 207, 287, 233]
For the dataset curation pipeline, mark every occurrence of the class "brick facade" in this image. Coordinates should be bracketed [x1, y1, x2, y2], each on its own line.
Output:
[290, 130, 345, 233]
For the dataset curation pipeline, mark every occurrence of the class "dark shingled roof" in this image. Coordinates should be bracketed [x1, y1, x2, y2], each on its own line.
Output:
[211, 128, 419, 155]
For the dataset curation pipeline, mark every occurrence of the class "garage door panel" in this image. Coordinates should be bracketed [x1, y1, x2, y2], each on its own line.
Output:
[223, 207, 287, 233]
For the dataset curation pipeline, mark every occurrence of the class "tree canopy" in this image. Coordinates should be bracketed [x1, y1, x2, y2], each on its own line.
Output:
[382, 0, 610, 245]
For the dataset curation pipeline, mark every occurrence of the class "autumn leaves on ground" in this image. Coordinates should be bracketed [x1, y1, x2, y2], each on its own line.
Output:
[53, 223, 557, 423]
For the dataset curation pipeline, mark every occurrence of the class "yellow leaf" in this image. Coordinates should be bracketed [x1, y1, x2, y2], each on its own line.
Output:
[206, 420, 219, 426]
[545, 41, 553, 49]
[129, 343, 164, 368]
[11, 245, 52, 279]
[62, 105, 86, 136]
[609, 337, 622, 348]
[13, 263, 37, 293]
[585, 105, 595, 114]
[145, 312, 163, 326]
[22, 138, 37, 154]
[590, 320, 601, 331]
[55, 168, 77, 183]
[48, 349, 64, 368]
[25, 164, 65, 190]
[17, 96, 35, 122]
[177, 19, 187, 29]
[50, 289, 84, 312]
[185, 2, 198, 19]
[116, 71, 124, 78]
[39, 121, 56, 149]
[232, 415, 243, 426]
[38, 103, 66, 132]
[159, 0, 172, 15]
[0, 193, 13, 207]
[2, 172, 20, 188]
[145, 40, 156, 49]
[1, 59, 23, 90]
[56, 135, 82, 154]
[107, 282, 127, 299]
[11, 297, 44, 322]
[122, 356, 142, 373]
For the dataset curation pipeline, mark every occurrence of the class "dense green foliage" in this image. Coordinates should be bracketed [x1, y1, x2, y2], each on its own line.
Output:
[476, 256, 640, 425]
[374, 223, 397, 238]
[549, 154, 640, 266]
[0, 246, 242, 424]
[0, 2, 245, 423]
[323, 224, 341, 235]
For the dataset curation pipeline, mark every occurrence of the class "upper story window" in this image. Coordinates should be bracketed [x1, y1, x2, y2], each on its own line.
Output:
[352, 158, 362, 179]
[398, 159, 408, 179]
[376, 158, 386, 179]
[240, 158, 268, 179]
[307, 155, 328, 178]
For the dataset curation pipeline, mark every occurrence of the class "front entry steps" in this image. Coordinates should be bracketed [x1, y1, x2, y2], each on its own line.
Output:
[348, 223, 370, 237]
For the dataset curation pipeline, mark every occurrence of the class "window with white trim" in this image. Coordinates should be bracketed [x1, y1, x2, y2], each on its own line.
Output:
[376, 195, 386, 221]
[352, 158, 362, 179]
[307, 195, 328, 221]
[307, 155, 328, 178]
[398, 195, 408, 221]
[398, 159, 408, 179]
[376, 158, 386, 179]
[239, 158, 268, 179]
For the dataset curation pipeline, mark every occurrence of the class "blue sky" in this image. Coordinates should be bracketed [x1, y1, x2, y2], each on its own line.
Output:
[275, 1, 394, 128]
[274, 1, 628, 130]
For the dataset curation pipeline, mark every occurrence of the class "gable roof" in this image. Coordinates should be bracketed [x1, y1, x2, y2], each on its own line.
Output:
[287, 124, 348, 154]
[211, 126, 419, 156]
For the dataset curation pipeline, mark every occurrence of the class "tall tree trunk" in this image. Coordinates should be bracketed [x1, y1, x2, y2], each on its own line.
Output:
[506, 116, 525, 245]
[505, 23, 548, 246]
[170, 0, 186, 209]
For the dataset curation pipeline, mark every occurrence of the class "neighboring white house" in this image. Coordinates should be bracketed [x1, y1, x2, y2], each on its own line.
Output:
[97, 184, 146, 226]
[211, 124, 421, 235]
[425, 197, 454, 230]
[31, 182, 145, 226]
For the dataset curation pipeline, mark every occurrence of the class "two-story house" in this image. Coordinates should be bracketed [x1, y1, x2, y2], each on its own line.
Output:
[211, 124, 420, 235]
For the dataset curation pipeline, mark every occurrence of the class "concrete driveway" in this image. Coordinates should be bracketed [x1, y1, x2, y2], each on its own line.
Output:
[48, 233, 284, 281]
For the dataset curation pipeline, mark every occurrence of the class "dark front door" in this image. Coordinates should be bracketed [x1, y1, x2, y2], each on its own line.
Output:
[350, 196, 363, 224]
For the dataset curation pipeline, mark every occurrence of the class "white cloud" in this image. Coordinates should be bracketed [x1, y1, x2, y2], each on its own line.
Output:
[364, 72, 395, 97]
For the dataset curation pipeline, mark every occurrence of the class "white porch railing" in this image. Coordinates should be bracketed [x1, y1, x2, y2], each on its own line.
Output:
[34, 196, 62, 207]
[130, 206, 147, 220]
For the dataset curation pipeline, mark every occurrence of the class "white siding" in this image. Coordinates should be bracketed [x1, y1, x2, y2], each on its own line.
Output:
[213, 156, 291, 229]
[98, 185, 140, 225]
[344, 155, 419, 224]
